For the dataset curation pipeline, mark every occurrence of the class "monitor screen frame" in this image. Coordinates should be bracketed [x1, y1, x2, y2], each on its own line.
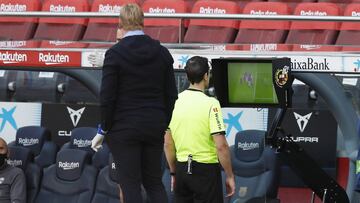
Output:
[212, 58, 282, 108]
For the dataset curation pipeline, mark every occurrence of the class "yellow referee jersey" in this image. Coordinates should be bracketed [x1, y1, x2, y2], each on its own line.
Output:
[169, 89, 226, 164]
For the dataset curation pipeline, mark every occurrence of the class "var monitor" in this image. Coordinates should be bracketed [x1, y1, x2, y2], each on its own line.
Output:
[211, 58, 293, 108]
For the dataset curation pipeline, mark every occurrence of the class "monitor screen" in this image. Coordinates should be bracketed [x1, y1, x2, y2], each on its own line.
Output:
[227, 62, 279, 105]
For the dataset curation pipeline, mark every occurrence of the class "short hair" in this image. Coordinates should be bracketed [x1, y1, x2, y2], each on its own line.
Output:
[119, 3, 144, 31]
[184, 56, 210, 84]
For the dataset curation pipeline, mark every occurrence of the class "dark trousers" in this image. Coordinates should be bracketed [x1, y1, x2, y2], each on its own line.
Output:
[106, 123, 168, 203]
[175, 161, 223, 203]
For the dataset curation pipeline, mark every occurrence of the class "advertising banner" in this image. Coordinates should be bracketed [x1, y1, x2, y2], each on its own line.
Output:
[41, 103, 100, 146]
[268, 108, 337, 186]
[222, 108, 268, 146]
[0, 102, 42, 143]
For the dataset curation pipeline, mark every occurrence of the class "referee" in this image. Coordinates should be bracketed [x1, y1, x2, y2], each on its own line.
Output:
[164, 56, 235, 203]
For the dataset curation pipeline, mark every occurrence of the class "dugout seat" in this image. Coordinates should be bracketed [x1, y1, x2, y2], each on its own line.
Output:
[14, 71, 65, 103]
[33, 0, 89, 41]
[35, 149, 97, 203]
[61, 127, 110, 169]
[235, 2, 290, 44]
[8, 146, 42, 203]
[285, 3, 340, 45]
[184, 0, 240, 43]
[62, 75, 99, 104]
[224, 130, 280, 203]
[0, 0, 40, 40]
[13, 126, 57, 169]
[143, 0, 188, 43]
[0, 70, 17, 101]
[91, 155, 120, 203]
[336, 4, 360, 46]
[83, 0, 139, 43]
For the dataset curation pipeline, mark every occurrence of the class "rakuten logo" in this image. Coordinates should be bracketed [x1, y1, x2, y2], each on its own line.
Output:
[352, 11, 360, 17]
[49, 41, 72, 46]
[149, 7, 175, 13]
[73, 139, 92, 148]
[18, 138, 39, 146]
[300, 10, 327, 16]
[199, 7, 226, 14]
[39, 53, 69, 65]
[0, 3, 27, 12]
[7, 159, 22, 167]
[291, 136, 319, 143]
[291, 58, 329, 70]
[299, 45, 322, 50]
[50, 4, 76, 12]
[98, 4, 121, 13]
[58, 161, 80, 170]
[0, 41, 26, 48]
[0, 51, 27, 64]
[238, 142, 259, 151]
[250, 10, 277, 15]
[250, 44, 277, 51]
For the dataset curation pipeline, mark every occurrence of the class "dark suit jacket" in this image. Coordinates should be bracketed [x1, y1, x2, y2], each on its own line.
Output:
[100, 34, 178, 131]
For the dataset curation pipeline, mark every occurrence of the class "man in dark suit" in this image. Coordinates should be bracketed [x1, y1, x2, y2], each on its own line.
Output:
[91, 3, 178, 203]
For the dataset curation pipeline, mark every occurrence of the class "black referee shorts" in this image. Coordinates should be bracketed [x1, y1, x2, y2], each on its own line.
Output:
[175, 161, 223, 203]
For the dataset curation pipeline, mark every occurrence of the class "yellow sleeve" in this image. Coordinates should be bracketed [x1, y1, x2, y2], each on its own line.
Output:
[209, 99, 226, 135]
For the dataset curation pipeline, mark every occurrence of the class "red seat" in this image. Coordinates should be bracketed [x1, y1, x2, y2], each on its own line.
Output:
[285, 3, 340, 45]
[318, 0, 360, 3]
[82, 0, 140, 42]
[336, 4, 360, 46]
[184, 0, 240, 43]
[0, 0, 40, 40]
[235, 2, 290, 44]
[33, 0, 90, 41]
[142, 0, 188, 43]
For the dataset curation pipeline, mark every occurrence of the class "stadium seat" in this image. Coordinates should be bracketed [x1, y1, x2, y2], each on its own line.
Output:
[33, 0, 90, 41]
[318, 0, 360, 3]
[83, 0, 139, 42]
[0, 0, 40, 40]
[143, 0, 188, 43]
[13, 126, 58, 169]
[235, 2, 290, 44]
[7, 146, 42, 203]
[224, 130, 280, 203]
[61, 127, 110, 169]
[14, 71, 66, 103]
[285, 3, 340, 45]
[184, 0, 240, 43]
[91, 154, 120, 203]
[35, 149, 97, 203]
[336, 4, 360, 46]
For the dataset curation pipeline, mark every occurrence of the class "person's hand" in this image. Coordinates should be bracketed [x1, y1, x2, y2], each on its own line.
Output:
[225, 176, 235, 197]
[91, 125, 107, 152]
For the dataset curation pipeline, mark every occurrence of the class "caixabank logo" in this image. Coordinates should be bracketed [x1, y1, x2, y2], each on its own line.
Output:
[41, 104, 100, 146]
[0, 102, 42, 144]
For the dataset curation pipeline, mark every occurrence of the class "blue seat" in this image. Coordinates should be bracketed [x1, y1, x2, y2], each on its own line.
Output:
[91, 154, 120, 203]
[13, 126, 57, 169]
[35, 149, 97, 203]
[61, 127, 110, 169]
[7, 146, 42, 203]
[224, 130, 280, 203]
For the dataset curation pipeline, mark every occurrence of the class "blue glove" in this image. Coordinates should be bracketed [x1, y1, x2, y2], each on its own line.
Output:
[91, 125, 107, 152]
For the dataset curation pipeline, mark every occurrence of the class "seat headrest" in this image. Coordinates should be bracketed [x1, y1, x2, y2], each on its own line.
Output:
[16, 126, 51, 156]
[7, 146, 34, 171]
[234, 130, 265, 162]
[108, 154, 118, 183]
[56, 149, 90, 181]
[70, 127, 97, 154]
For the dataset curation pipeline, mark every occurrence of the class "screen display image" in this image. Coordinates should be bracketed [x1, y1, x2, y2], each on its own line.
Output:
[227, 62, 278, 104]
